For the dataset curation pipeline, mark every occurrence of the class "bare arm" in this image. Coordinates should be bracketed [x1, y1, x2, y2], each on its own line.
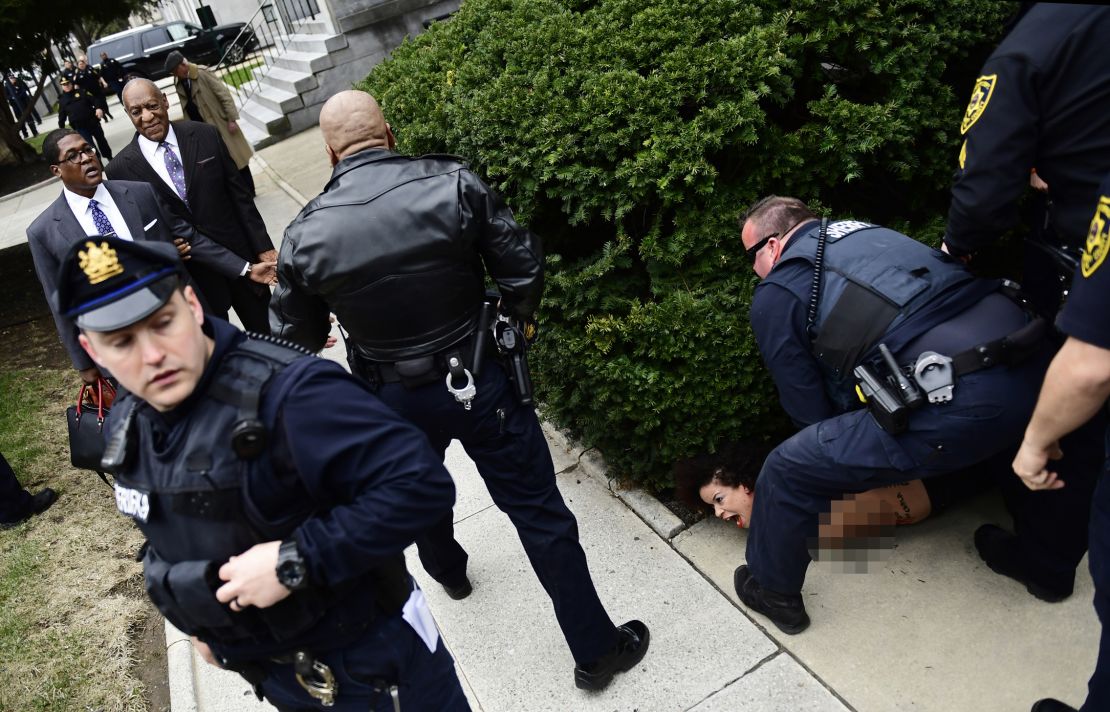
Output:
[1013, 337, 1110, 489]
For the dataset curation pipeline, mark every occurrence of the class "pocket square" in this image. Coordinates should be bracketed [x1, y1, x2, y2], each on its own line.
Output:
[143, 219, 158, 231]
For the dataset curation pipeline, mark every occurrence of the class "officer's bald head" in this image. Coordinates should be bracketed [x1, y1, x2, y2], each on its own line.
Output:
[319, 90, 395, 162]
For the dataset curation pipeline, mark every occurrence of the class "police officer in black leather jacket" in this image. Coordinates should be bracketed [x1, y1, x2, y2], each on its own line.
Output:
[271, 90, 649, 691]
[57, 236, 469, 711]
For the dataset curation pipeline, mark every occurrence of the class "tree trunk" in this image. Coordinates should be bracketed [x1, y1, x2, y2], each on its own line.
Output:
[71, 22, 93, 57]
[0, 107, 37, 165]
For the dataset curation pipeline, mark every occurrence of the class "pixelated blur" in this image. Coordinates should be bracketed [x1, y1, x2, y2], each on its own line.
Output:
[808, 494, 897, 573]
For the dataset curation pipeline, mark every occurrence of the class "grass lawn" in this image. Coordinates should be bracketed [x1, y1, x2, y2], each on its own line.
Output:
[0, 368, 147, 711]
[221, 61, 263, 90]
[23, 133, 47, 155]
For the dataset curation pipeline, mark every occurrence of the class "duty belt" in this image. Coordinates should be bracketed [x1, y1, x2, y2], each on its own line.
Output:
[910, 315, 1047, 404]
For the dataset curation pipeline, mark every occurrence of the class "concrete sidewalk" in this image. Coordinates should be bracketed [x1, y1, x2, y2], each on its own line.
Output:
[1, 114, 1096, 711]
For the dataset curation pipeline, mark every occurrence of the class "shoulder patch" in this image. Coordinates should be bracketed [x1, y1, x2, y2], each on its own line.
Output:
[960, 74, 997, 135]
[1081, 195, 1110, 278]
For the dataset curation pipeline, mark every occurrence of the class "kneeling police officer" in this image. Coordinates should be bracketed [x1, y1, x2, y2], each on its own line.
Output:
[60, 236, 469, 710]
[735, 196, 1101, 633]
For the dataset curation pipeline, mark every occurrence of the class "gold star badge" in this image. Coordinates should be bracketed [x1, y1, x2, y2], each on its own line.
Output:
[78, 241, 124, 285]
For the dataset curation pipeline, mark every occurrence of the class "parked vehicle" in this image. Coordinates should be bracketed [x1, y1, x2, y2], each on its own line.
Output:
[88, 20, 258, 81]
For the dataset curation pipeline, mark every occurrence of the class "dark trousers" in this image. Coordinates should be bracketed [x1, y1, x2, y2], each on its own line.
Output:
[368, 357, 619, 666]
[1082, 463, 1110, 711]
[260, 613, 468, 711]
[746, 346, 1099, 594]
[0, 452, 33, 522]
[73, 122, 112, 160]
[186, 262, 271, 333]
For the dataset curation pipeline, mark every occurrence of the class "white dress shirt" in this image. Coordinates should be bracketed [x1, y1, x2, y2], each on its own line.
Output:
[63, 183, 135, 241]
[137, 125, 186, 199]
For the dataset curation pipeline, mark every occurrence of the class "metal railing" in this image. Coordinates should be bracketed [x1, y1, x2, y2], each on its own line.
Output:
[212, 0, 322, 108]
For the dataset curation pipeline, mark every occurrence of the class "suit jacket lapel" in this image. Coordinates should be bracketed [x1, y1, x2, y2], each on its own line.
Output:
[49, 193, 86, 246]
[175, 122, 198, 201]
[103, 181, 148, 242]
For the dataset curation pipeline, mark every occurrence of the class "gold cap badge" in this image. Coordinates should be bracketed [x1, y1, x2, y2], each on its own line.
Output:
[78, 241, 125, 285]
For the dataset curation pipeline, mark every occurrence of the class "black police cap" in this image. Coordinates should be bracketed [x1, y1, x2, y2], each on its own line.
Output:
[56, 236, 185, 332]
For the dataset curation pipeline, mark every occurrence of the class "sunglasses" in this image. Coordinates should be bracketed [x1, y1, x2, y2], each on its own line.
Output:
[745, 232, 778, 262]
[744, 219, 809, 263]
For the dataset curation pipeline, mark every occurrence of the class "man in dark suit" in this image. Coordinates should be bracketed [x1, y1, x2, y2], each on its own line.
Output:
[27, 128, 277, 384]
[107, 78, 276, 332]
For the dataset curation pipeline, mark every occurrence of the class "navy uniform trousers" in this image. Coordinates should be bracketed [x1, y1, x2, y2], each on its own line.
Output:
[747, 345, 1102, 595]
[260, 612, 468, 711]
[372, 356, 619, 666]
[0, 452, 33, 523]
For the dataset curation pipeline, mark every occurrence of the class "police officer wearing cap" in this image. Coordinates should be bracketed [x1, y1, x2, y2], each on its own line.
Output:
[59, 235, 470, 710]
[1013, 174, 1110, 712]
[735, 195, 1102, 634]
[58, 75, 113, 160]
[270, 89, 649, 691]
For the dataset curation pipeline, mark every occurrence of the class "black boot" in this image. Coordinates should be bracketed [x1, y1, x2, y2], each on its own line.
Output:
[1031, 698, 1079, 712]
[0, 488, 58, 529]
[441, 575, 472, 601]
[573, 620, 650, 691]
[975, 524, 1074, 602]
[734, 565, 810, 634]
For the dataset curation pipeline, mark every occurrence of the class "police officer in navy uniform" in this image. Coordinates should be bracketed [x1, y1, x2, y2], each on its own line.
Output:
[734, 195, 1102, 633]
[1014, 174, 1110, 712]
[58, 236, 470, 710]
[942, 2, 1109, 606]
[943, 3, 1110, 313]
[57, 76, 113, 160]
[270, 90, 649, 690]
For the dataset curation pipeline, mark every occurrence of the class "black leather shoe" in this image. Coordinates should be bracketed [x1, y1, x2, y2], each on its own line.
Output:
[1031, 698, 1079, 712]
[734, 565, 810, 634]
[0, 488, 58, 530]
[974, 524, 1073, 602]
[442, 576, 472, 601]
[573, 620, 650, 691]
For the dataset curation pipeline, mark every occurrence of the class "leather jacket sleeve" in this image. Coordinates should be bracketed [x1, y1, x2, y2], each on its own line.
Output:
[269, 237, 332, 351]
[460, 170, 544, 319]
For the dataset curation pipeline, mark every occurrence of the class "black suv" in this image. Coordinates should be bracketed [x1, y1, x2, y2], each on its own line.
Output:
[88, 20, 258, 81]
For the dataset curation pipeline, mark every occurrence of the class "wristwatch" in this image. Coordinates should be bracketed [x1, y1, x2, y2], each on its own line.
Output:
[275, 539, 308, 591]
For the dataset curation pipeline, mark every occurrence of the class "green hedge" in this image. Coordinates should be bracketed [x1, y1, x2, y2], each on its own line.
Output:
[361, 0, 1010, 488]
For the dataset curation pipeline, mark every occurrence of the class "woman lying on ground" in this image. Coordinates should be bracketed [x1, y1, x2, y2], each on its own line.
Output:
[673, 441, 991, 535]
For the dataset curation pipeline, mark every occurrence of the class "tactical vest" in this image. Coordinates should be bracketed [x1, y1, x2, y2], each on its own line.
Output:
[761, 220, 992, 410]
[109, 335, 405, 655]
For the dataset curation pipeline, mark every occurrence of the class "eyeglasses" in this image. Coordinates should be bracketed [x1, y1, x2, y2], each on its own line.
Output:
[59, 146, 97, 165]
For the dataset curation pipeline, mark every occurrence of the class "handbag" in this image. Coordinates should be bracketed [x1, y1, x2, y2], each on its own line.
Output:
[66, 378, 116, 485]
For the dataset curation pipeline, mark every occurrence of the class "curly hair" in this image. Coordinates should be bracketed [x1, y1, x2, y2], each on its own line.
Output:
[672, 441, 772, 515]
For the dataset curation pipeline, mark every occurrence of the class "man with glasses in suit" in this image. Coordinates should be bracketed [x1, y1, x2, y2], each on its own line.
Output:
[26, 128, 275, 384]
